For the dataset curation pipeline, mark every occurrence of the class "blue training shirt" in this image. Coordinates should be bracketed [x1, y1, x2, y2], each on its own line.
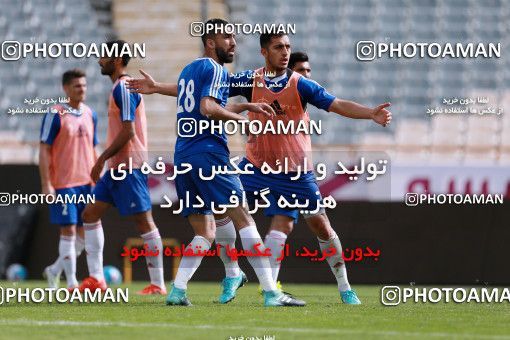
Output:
[175, 57, 230, 158]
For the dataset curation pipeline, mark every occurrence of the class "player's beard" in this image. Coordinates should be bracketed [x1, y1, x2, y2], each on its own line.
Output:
[216, 47, 233, 64]
[100, 61, 115, 75]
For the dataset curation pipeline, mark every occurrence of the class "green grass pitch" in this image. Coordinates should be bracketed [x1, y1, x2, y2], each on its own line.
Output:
[0, 281, 509, 339]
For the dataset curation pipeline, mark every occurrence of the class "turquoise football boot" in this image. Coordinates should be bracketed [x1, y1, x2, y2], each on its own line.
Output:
[166, 284, 192, 306]
[263, 290, 306, 307]
[218, 271, 248, 304]
[340, 289, 361, 304]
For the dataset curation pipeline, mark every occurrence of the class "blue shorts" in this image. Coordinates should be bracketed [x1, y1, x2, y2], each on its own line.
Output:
[93, 169, 151, 216]
[50, 184, 92, 226]
[174, 152, 244, 217]
[239, 158, 322, 223]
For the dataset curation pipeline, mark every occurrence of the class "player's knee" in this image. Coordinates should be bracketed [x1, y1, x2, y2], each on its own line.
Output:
[81, 206, 99, 223]
[136, 221, 156, 234]
[306, 214, 334, 239]
[227, 207, 255, 230]
[270, 215, 294, 235]
[316, 227, 334, 241]
[60, 229, 76, 237]
[60, 226, 76, 237]
[192, 223, 216, 244]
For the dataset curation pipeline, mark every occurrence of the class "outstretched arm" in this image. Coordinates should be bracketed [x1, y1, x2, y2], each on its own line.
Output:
[297, 77, 393, 127]
[225, 102, 275, 116]
[126, 69, 178, 97]
[328, 99, 392, 127]
[201, 97, 249, 122]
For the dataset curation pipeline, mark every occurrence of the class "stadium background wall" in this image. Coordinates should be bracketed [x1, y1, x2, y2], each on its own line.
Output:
[2, 165, 509, 284]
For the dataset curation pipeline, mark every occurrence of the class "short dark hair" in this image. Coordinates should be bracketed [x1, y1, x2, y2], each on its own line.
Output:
[62, 68, 86, 85]
[201, 18, 229, 46]
[288, 51, 309, 69]
[259, 33, 286, 48]
[105, 39, 131, 66]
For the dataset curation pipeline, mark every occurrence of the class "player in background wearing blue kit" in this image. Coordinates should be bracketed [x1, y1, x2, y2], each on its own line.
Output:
[78, 40, 166, 295]
[128, 19, 305, 307]
[40, 69, 98, 290]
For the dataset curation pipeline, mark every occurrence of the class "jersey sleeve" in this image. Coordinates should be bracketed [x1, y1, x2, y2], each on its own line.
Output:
[92, 110, 99, 146]
[297, 77, 336, 111]
[40, 110, 61, 145]
[228, 70, 254, 100]
[200, 60, 228, 102]
[113, 80, 141, 121]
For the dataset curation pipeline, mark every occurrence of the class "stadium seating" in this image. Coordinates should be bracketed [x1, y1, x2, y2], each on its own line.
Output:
[0, 0, 114, 163]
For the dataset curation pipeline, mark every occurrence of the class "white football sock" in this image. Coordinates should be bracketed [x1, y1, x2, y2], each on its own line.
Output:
[48, 256, 62, 277]
[59, 235, 78, 288]
[264, 230, 287, 283]
[318, 233, 351, 292]
[215, 217, 241, 278]
[49, 233, 85, 278]
[239, 225, 276, 292]
[173, 236, 211, 290]
[141, 228, 165, 289]
[83, 221, 104, 281]
[75, 234, 85, 257]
